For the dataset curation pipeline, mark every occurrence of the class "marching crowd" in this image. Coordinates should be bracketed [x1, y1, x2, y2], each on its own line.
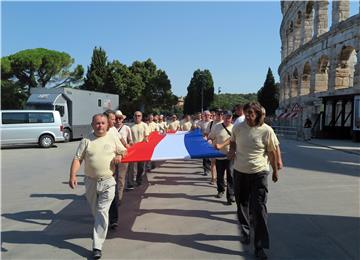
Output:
[69, 102, 282, 259]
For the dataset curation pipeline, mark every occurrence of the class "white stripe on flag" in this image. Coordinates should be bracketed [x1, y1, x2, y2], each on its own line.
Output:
[151, 133, 190, 160]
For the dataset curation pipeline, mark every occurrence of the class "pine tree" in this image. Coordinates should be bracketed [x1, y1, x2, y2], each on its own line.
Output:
[257, 68, 279, 116]
[82, 47, 108, 92]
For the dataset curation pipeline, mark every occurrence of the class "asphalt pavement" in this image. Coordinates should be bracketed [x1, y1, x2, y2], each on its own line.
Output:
[1, 138, 359, 259]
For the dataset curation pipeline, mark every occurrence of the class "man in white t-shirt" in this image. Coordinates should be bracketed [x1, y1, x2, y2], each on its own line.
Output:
[233, 104, 245, 126]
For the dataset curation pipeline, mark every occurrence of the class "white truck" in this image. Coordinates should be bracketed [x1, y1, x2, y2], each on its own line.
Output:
[26, 87, 119, 141]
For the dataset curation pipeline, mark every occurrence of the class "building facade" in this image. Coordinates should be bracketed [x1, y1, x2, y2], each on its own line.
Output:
[278, 1, 359, 139]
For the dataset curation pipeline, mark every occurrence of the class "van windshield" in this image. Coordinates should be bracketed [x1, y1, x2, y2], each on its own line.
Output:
[26, 103, 54, 110]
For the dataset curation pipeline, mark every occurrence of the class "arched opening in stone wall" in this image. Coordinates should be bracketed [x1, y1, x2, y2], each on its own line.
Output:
[305, 1, 314, 42]
[293, 11, 302, 50]
[301, 62, 311, 96]
[335, 46, 357, 89]
[291, 68, 299, 98]
[315, 55, 329, 93]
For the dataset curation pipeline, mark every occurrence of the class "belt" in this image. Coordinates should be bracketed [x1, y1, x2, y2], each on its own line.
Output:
[86, 175, 113, 182]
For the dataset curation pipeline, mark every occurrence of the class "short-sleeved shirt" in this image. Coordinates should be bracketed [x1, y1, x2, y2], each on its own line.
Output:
[230, 122, 277, 174]
[192, 119, 201, 129]
[233, 115, 245, 126]
[208, 123, 233, 159]
[158, 121, 168, 132]
[181, 120, 192, 131]
[199, 120, 211, 135]
[168, 120, 180, 131]
[206, 120, 222, 136]
[131, 122, 150, 143]
[74, 132, 126, 179]
[148, 121, 158, 132]
[108, 126, 122, 140]
[117, 124, 132, 144]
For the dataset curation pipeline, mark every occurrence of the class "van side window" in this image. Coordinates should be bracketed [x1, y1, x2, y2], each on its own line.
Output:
[2, 113, 28, 124]
[29, 113, 54, 123]
[98, 99, 101, 107]
[55, 105, 65, 117]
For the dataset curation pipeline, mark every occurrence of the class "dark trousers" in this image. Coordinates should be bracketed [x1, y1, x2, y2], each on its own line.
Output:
[127, 162, 145, 186]
[215, 159, 234, 202]
[109, 167, 119, 224]
[203, 158, 211, 174]
[233, 169, 269, 249]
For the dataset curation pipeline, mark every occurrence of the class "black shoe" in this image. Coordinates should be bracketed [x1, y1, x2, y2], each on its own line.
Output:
[203, 171, 208, 176]
[126, 185, 134, 191]
[93, 248, 102, 259]
[255, 248, 267, 259]
[226, 200, 232, 205]
[109, 222, 118, 230]
[215, 192, 224, 198]
[230, 196, 235, 203]
[240, 235, 250, 245]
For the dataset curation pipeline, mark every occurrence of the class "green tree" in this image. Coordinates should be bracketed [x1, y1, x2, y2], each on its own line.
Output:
[1, 48, 83, 109]
[183, 69, 214, 114]
[129, 59, 177, 114]
[211, 93, 257, 111]
[82, 47, 108, 92]
[5, 48, 83, 91]
[257, 68, 279, 116]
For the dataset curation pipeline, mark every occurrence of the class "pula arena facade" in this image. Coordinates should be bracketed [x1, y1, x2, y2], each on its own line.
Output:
[278, 0, 359, 138]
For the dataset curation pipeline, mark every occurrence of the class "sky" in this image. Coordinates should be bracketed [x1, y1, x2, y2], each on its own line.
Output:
[1, 1, 359, 97]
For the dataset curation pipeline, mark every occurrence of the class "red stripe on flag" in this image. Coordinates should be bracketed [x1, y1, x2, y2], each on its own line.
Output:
[121, 131, 165, 163]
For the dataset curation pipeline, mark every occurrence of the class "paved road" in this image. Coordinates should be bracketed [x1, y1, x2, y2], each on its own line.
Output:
[1, 138, 359, 259]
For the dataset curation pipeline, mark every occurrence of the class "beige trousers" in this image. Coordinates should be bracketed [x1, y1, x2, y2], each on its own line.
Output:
[85, 176, 115, 250]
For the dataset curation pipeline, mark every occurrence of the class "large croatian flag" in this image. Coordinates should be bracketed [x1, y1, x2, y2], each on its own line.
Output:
[122, 129, 226, 163]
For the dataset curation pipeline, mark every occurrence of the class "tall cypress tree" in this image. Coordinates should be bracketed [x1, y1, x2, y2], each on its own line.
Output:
[184, 69, 214, 114]
[257, 68, 279, 116]
[82, 47, 108, 92]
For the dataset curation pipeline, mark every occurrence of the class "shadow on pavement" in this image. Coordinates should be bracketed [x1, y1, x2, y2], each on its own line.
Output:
[1, 194, 93, 258]
[2, 160, 358, 259]
[281, 139, 360, 177]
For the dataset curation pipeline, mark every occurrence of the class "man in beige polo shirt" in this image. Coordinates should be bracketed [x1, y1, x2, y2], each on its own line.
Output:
[208, 110, 234, 205]
[127, 111, 150, 188]
[69, 114, 126, 259]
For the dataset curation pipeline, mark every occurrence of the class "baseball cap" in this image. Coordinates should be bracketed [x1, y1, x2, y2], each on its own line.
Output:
[223, 110, 233, 117]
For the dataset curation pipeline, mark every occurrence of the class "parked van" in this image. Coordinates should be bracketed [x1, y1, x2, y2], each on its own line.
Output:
[0, 110, 65, 148]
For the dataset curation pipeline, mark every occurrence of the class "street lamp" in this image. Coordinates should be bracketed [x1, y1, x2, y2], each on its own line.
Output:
[201, 85, 204, 112]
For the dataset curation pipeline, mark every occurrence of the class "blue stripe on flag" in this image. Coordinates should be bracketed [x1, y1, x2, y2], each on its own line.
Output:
[184, 129, 226, 159]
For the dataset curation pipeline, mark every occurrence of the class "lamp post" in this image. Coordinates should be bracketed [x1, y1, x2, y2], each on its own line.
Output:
[201, 85, 204, 113]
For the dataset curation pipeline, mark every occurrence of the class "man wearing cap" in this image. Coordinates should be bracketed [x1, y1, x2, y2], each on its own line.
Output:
[114, 110, 133, 202]
[69, 113, 126, 259]
[208, 110, 235, 204]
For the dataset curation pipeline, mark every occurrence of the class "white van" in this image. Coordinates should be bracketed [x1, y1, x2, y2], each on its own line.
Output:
[0, 110, 65, 148]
